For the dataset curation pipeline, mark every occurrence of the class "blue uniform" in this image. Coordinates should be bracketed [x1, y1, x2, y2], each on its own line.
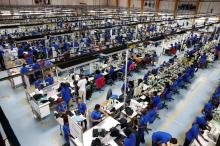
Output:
[63, 124, 70, 142]
[32, 63, 40, 70]
[25, 57, 33, 65]
[94, 73, 103, 80]
[152, 95, 161, 108]
[147, 109, 157, 123]
[61, 87, 71, 103]
[34, 79, 42, 89]
[20, 66, 29, 74]
[195, 116, 207, 126]
[55, 102, 67, 113]
[120, 66, 126, 73]
[152, 131, 172, 144]
[45, 77, 54, 85]
[78, 102, 87, 115]
[91, 110, 102, 120]
[204, 102, 214, 114]
[109, 67, 115, 75]
[185, 124, 200, 141]
[124, 133, 136, 146]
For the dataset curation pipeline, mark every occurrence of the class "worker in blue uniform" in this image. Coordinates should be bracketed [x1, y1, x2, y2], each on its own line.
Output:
[138, 109, 151, 144]
[151, 91, 162, 110]
[200, 53, 207, 68]
[123, 128, 136, 146]
[55, 98, 67, 115]
[183, 124, 208, 146]
[34, 78, 43, 89]
[108, 65, 115, 76]
[76, 97, 87, 129]
[63, 116, 70, 145]
[45, 74, 54, 85]
[61, 83, 72, 111]
[94, 70, 103, 80]
[90, 104, 102, 126]
[203, 100, 215, 115]
[194, 114, 212, 131]
[20, 64, 30, 75]
[25, 57, 33, 65]
[152, 131, 177, 146]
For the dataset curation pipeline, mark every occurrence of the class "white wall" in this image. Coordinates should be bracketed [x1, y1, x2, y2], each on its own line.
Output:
[199, 1, 220, 14]
[159, 0, 175, 13]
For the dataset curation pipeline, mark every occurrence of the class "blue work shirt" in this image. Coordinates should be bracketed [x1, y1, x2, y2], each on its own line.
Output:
[204, 102, 214, 113]
[20, 66, 29, 74]
[45, 77, 54, 85]
[139, 114, 149, 126]
[201, 55, 207, 64]
[152, 131, 172, 144]
[124, 133, 136, 146]
[94, 73, 103, 80]
[195, 116, 207, 126]
[120, 66, 125, 74]
[55, 102, 67, 113]
[109, 67, 115, 75]
[91, 110, 102, 120]
[63, 124, 70, 142]
[152, 95, 160, 107]
[0, 49, 4, 57]
[34, 79, 42, 89]
[25, 57, 33, 65]
[186, 124, 200, 141]
[78, 102, 87, 115]
[32, 63, 40, 70]
[61, 87, 71, 103]
[18, 48, 24, 57]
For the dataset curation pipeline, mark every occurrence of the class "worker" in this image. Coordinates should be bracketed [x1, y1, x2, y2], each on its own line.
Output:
[183, 124, 208, 146]
[63, 115, 70, 145]
[203, 100, 215, 115]
[123, 128, 136, 146]
[152, 131, 177, 146]
[94, 70, 103, 80]
[55, 98, 67, 115]
[90, 104, 102, 126]
[45, 74, 54, 85]
[77, 75, 87, 102]
[0, 48, 5, 69]
[194, 114, 213, 131]
[61, 83, 72, 111]
[20, 64, 30, 74]
[34, 78, 43, 89]
[108, 65, 115, 76]
[151, 91, 162, 110]
[200, 53, 207, 68]
[138, 109, 150, 144]
[76, 97, 87, 129]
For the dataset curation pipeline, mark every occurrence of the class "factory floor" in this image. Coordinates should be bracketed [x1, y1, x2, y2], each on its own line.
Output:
[1, 52, 220, 146]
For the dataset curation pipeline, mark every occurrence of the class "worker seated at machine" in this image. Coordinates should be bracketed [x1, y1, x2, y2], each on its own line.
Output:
[94, 70, 103, 80]
[90, 104, 104, 126]
[34, 78, 43, 90]
[20, 64, 30, 75]
[55, 97, 67, 116]
[45, 73, 54, 85]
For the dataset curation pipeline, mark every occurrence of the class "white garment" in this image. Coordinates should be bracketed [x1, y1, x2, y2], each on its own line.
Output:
[77, 79, 87, 91]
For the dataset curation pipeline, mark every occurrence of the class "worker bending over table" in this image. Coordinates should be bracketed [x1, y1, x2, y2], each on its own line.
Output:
[152, 131, 177, 146]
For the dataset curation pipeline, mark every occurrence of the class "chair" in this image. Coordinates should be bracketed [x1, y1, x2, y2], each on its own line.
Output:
[106, 88, 112, 100]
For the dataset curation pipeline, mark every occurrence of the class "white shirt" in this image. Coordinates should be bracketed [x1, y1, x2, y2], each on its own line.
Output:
[77, 79, 87, 91]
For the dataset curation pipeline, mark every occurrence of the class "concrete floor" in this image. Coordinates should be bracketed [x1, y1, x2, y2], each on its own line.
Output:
[1, 49, 220, 146]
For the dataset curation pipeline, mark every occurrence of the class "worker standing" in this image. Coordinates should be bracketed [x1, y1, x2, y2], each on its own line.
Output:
[77, 75, 88, 103]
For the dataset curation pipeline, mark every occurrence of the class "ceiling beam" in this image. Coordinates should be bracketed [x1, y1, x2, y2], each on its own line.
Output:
[141, 0, 144, 14]
[195, 0, 201, 15]
[155, 0, 161, 15]
[127, 0, 131, 14]
[116, 0, 119, 8]
[174, 0, 180, 18]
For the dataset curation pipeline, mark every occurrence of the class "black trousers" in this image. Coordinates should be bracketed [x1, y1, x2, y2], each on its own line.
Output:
[183, 138, 192, 146]
[152, 141, 159, 146]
